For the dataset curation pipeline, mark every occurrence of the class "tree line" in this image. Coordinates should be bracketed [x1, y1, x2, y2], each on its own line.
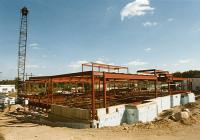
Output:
[173, 70, 200, 78]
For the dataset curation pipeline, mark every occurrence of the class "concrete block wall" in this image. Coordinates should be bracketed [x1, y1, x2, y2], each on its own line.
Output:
[51, 104, 90, 120]
[171, 94, 181, 107]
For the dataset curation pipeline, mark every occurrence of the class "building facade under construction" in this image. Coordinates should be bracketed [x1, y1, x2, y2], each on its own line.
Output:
[23, 62, 194, 128]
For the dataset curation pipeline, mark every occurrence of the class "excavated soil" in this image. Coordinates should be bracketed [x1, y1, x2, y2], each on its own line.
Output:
[0, 99, 200, 140]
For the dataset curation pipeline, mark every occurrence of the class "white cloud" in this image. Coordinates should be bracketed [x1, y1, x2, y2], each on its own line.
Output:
[143, 21, 157, 27]
[127, 59, 147, 66]
[167, 18, 174, 22]
[178, 59, 192, 64]
[68, 60, 88, 69]
[29, 43, 38, 47]
[144, 47, 152, 52]
[120, 0, 154, 21]
[29, 43, 41, 50]
[94, 57, 114, 65]
[166, 59, 193, 67]
[67, 58, 115, 72]
[26, 64, 39, 69]
[32, 47, 41, 50]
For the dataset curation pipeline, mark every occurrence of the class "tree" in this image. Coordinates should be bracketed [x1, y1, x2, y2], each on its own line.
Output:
[173, 70, 200, 78]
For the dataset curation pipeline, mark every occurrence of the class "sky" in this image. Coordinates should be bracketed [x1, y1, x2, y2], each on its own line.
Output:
[0, 0, 200, 80]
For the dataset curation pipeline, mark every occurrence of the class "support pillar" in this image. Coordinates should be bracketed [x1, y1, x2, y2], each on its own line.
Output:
[168, 82, 171, 95]
[155, 80, 157, 98]
[103, 72, 107, 108]
[91, 70, 96, 120]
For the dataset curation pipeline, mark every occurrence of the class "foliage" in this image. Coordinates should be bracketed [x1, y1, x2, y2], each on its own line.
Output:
[173, 70, 200, 78]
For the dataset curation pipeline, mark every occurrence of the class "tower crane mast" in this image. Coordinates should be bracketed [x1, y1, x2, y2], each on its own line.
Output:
[17, 7, 29, 95]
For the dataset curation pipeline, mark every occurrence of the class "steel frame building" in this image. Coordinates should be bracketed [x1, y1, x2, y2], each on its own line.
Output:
[24, 62, 189, 120]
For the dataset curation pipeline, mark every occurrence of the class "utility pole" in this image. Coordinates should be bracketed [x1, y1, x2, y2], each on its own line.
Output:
[17, 7, 29, 95]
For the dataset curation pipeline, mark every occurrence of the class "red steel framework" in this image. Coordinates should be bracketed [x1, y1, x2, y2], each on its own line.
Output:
[24, 62, 190, 120]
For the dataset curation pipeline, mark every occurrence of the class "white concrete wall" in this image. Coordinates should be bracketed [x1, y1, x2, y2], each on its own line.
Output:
[96, 104, 126, 128]
[188, 92, 195, 103]
[181, 92, 195, 105]
[125, 101, 157, 124]
[147, 97, 162, 114]
[161, 95, 171, 110]
[171, 94, 181, 107]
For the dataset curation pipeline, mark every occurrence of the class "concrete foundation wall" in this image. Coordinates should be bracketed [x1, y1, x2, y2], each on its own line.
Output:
[171, 94, 181, 107]
[181, 92, 195, 105]
[51, 104, 90, 120]
[161, 95, 171, 110]
[188, 92, 195, 103]
[96, 104, 126, 128]
[50, 93, 196, 128]
[125, 101, 157, 124]
[147, 97, 162, 114]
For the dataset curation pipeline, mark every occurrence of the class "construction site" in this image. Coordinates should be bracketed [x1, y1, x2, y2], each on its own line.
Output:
[1, 2, 200, 140]
[22, 62, 194, 128]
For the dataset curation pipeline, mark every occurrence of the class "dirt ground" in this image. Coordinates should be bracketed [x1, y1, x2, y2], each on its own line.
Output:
[1, 99, 200, 140]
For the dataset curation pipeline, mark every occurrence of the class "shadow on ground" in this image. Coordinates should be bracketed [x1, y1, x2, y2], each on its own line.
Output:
[0, 133, 5, 140]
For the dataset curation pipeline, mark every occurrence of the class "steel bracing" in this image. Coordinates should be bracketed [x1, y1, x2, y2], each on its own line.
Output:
[17, 7, 29, 95]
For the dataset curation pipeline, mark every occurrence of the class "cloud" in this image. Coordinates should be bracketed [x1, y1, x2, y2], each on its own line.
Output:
[26, 64, 39, 69]
[67, 58, 115, 72]
[178, 59, 192, 64]
[167, 18, 174, 22]
[144, 47, 152, 52]
[68, 60, 88, 69]
[127, 59, 147, 66]
[29, 43, 41, 50]
[120, 0, 154, 21]
[95, 57, 114, 65]
[169, 59, 193, 67]
[143, 21, 157, 27]
[29, 43, 38, 47]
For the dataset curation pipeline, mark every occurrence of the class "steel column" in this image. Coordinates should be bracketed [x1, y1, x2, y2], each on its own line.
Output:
[91, 66, 96, 120]
[103, 72, 107, 108]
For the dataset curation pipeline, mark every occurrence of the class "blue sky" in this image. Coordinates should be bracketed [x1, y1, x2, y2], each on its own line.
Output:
[0, 0, 200, 80]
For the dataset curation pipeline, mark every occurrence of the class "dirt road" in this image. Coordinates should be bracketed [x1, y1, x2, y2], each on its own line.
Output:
[1, 100, 200, 140]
